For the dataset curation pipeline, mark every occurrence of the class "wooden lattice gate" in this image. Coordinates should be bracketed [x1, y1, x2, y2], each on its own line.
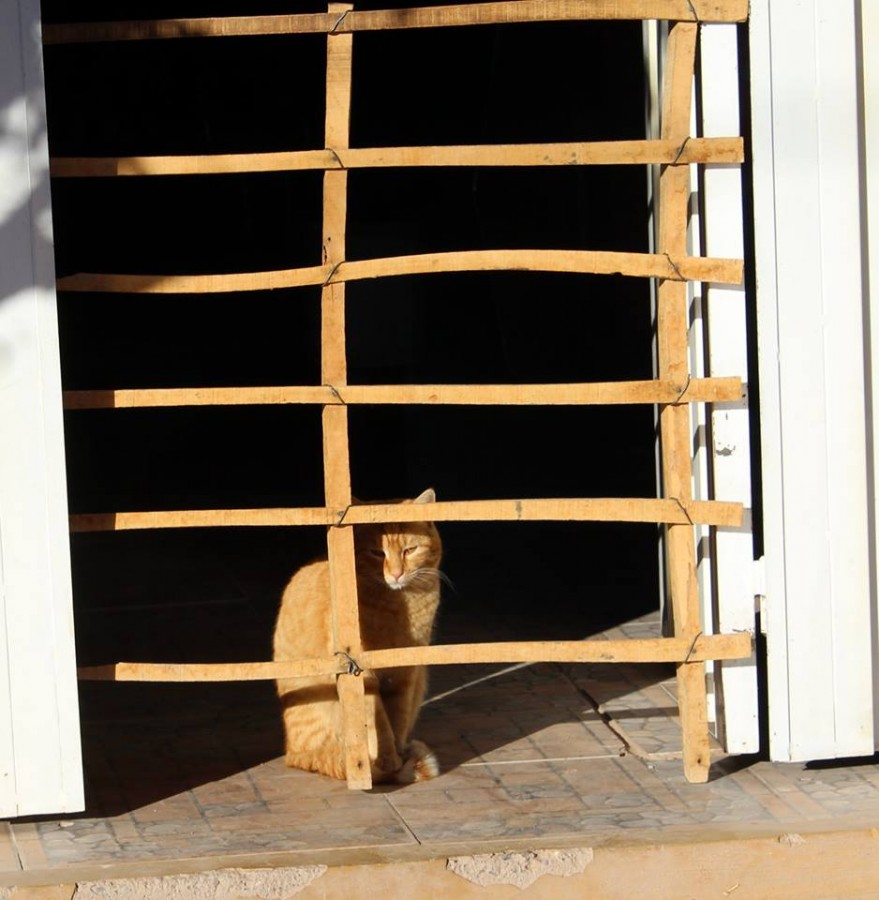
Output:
[47, 0, 751, 789]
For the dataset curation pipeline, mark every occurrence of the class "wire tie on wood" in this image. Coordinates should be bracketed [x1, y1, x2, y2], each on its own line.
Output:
[685, 0, 701, 22]
[672, 136, 691, 165]
[335, 651, 362, 676]
[671, 496, 695, 526]
[684, 631, 704, 664]
[674, 374, 693, 404]
[322, 260, 344, 286]
[325, 383, 346, 405]
[663, 252, 686, 281]
[329, 9, 350, 33]
[327, 147, 345, 170]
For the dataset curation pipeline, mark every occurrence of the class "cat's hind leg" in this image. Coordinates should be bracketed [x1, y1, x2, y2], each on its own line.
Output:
[380, 666, 440, 782]
[394, 740, 440, 784]
[279, 678, 348, 780]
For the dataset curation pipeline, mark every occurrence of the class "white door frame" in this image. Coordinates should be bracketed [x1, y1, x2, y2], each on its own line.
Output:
[864, 0, 879, 751]
[694, 22, 760, 755]
[645, 20, 759, 754]
[749, 0, 875, 761]
[0, 0, 84, 816]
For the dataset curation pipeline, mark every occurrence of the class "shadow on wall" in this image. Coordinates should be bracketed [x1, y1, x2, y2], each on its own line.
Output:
[0, 7, 56, 303]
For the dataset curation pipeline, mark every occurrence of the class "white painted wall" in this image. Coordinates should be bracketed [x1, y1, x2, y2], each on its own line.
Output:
[0, 0, 84, 815]
[749, 0, 875, 761]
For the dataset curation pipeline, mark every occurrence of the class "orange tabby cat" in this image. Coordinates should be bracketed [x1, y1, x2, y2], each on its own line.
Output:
[273, 488, 442, 784]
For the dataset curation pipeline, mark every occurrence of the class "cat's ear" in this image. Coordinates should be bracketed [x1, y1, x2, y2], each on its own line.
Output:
[413, 488, 436, 505]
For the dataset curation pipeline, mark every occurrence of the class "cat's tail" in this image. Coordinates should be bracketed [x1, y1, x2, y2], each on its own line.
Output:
[394, 740, 439, 784]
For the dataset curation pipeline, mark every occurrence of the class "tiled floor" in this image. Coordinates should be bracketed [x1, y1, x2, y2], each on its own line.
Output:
[5, 532, 879, 888]
[6, 618, 879, 884]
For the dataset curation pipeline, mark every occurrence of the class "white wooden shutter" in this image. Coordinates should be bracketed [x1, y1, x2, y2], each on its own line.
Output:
[749, 0, 875, 761]
[0, 0, 84, 816]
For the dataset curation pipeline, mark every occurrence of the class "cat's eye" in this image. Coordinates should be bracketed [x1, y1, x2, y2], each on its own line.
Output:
[403, 546, 418, 556]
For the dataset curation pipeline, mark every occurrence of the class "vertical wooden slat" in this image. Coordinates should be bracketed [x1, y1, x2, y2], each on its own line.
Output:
[657, 21, 710, 783]
[320, 1, 372, 790]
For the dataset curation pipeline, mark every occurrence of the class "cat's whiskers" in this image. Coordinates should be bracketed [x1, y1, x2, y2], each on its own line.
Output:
[410, 567, 454, 591]
[401, 568, 435, 586]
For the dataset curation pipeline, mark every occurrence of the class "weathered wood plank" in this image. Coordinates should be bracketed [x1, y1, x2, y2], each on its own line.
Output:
[68, 496, 743, 533]
[68, 508, 339, 532]
[55, 266, 327, 294]
[55, 249, 744, 294]
[48, 137, 744, 178]
[42, 2, 750, 45]
[75, 632, 753, 682]
[337, 378, 743, 406]
[320, 3, 372, 791]
[656, 21, 710, 785]
[62, 385, 338, 409]
[338, 250, 743, 285]
[340, 497, 744, 528]
[62, 376, 742, 410]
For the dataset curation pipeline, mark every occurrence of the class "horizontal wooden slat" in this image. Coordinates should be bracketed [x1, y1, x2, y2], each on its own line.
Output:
[55, 265, 327, 294]
[69, 496, 743, 533]
[56, 249, 744, 294]
[364, 633, 753, 668]
[63, 385, 340, 409]
[62, 377, 742, 410]
[340, 497, 745, 528]
[339, 378, 743, 406]
[77, 659, 336, 682]
[340, 250, 743, 284]
[69, 508, 337, 532]
[51, 149, 337, 177]
[43, 1, 749, 45]
[49, 137, 745, 178]
[76, 632, 753, 682]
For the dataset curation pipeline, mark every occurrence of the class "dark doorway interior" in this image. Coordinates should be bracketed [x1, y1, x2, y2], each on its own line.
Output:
[41, 3, 658, 671]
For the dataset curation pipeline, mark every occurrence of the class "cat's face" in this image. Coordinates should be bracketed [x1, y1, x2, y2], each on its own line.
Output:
[354, 491, 442, 592]
[357, 523, 442, 591]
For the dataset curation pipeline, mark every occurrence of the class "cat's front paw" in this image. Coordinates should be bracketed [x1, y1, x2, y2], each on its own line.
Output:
[395, 740, 439, 784]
